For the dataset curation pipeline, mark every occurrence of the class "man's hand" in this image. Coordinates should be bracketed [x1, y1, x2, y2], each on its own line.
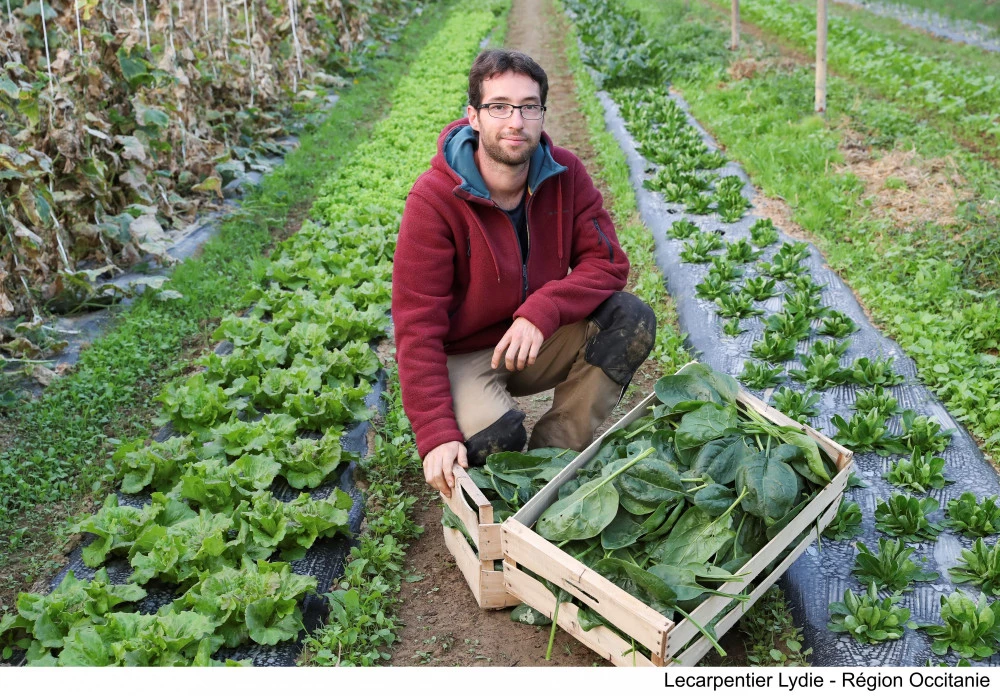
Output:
[492, 317, 543, 372]
[423, 441, 469, 498]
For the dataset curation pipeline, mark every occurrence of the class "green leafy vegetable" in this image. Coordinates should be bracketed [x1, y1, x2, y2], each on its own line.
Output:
[827, 582, 914, 644]
[852, 538, 939, 592]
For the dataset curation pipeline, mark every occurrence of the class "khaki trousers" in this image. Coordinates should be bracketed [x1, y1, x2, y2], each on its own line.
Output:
[446, 320, 624, 453]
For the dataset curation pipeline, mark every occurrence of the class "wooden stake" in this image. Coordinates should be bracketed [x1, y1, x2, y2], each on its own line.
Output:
[816, 0, 828, 113]
[730, 0, 739, 51]
[288, 0, 302, 79]
[141, 0, 151, 51]
[73, 0, 84, 53]
[203, 0, 209, 34]
[38, 0, 55, 130]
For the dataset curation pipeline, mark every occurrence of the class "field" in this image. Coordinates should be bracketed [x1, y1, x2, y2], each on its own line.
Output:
[1, 0, 999, 668]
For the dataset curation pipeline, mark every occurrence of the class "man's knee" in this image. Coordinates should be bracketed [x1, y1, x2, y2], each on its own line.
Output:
[465, 409, 528, 467]
[585, 292, 657, 386]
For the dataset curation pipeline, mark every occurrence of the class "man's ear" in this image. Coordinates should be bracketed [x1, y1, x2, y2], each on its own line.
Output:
[467, 104, 480, 132]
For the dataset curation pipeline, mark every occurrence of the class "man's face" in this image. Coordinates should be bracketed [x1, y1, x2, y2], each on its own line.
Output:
[467, 71, 544, 168]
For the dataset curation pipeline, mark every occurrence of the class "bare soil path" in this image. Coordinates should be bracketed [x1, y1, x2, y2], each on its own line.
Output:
[385, 0, 663, 667]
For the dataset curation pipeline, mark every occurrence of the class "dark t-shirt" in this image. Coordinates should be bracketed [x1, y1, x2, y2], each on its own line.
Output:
[502, 190, 529, 264]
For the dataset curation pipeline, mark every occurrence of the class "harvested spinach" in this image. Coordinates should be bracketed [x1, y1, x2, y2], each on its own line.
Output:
[528, 363, 839, 656]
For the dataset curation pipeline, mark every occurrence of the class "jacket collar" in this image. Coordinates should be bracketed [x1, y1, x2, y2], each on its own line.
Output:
[437, 119, 567, 203]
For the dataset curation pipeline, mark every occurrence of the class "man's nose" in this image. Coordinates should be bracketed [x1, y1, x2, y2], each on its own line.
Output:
[509, 107, 526, 127]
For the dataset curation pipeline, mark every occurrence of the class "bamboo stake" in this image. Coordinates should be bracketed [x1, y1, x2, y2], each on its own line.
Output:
[141, 0, 151, 51]
[816, 0, 828, 113]
[288, 0, 302, 79]
[73, 0, 84, 53]
[6, 0, 13, 26]
[203, 0, 209, 34]
[730, 0, 739, 51]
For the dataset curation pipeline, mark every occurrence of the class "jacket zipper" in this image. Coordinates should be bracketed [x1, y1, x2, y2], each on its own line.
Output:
[495, 194, 532, 304]
[522, 195, 532, 303]
[592, 218, 614, 262]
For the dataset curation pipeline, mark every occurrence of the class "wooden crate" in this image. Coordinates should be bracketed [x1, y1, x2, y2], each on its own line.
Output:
[441, 466, 519, 609]
[501, 378, 854, 666]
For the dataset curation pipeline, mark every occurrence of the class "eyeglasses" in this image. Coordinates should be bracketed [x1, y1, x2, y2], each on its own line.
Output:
[477, 103, 547, 120]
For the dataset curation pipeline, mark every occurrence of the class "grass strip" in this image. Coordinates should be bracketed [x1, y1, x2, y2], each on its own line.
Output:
[624, 0, 1000, 464]
[0, 0, 450, 606]
[703, 0, 1000, 158]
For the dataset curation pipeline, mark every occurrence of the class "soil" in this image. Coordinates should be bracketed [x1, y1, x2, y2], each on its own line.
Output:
[385, 0, 655, 667]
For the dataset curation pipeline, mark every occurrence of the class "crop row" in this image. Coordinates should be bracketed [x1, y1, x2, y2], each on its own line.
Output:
[568, 0, 1000, 662]
[0, 0, 419, 319]
[718, 0, 1000, 140]
[0, 2, 498, 666]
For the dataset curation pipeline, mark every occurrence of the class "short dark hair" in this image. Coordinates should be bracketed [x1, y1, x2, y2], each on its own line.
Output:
[468, 49, 548, 108]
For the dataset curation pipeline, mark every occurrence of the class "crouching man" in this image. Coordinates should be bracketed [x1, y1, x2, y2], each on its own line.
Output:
[392, 49, 656, 497]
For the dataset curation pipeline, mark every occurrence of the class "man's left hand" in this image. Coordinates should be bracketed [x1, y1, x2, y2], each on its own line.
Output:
[492, 317, 544, 372]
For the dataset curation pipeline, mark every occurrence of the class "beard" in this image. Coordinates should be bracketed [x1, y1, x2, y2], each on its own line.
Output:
[479, 128, 540, 167]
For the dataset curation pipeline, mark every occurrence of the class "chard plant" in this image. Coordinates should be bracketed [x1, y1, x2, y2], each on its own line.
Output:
[749, 218, 779, 248]
[668, 219, 700, 240]
[769, 387, 821, 422]
[827, 582, 914, 644]
[715, 292, 762, 319]
[918, 592, 1000, 660]
[874, 494, 944, 543]
[680, 232, 723, 263]
[831, 409, 904, 455]
[722, 318, 744, 337]
[709, 254, 743, 281]
[764, 311, 812, 341]
[750, 333, 797, 364]
[852, 538, 939, 592]
[716, 188, 750, 223]
[854, 385, 900, 420]
[900, 411, 954, 453]
[819, 311, 858, 338]
[950, 539, 1000, 596]
[885, 451, 953, 494]
[760, 251, 807, 281]
[789, 353, 851, 390]
[946, 493, 1000, 538]
[809, 339, 850, 360]
[684, 191, 715, 215]
[725, 238, 762, 264]
[739, 361, 785, 390]
[742, 276, 778, 301]
[823, 498, 863, 541]
[695, 273, 733, 301]
[764, 311, 812, 342]
[849, 356, 905, 387]
[785, 275, 826, 295]
[783, 290, 827, 319]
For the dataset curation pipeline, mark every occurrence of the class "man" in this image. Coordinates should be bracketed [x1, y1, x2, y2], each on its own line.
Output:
[392, 49, 655, 497]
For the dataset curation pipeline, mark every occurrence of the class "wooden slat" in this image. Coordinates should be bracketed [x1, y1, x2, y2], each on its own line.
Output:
[442, 520, 516, 609]
[503, 359, 857, 666]
[505, 563, 656, 666]
[672, 495, 843, 665]
[443, 525, 485, 606]
[503, 519, 672, 657]
[665, 469, 849, 653]
[441, 466, 505, 561]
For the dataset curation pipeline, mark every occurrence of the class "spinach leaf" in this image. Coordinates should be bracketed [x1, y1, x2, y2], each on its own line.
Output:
[649, 491, 747, 567]
[690, 436, 751, 485]
[536, 448, 655, 542]
[601, 509, 646, 550]
[737, 452, 800, 523]
[693, 484, 736, 517]
[675, 403, 740, 463]
[617, 458, 685, 505]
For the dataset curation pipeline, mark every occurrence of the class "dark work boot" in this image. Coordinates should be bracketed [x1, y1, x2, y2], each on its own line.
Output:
[465, 409, 528, 467]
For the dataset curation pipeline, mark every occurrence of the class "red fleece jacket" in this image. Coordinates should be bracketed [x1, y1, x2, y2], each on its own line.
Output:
[392, 119, 630, 458]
